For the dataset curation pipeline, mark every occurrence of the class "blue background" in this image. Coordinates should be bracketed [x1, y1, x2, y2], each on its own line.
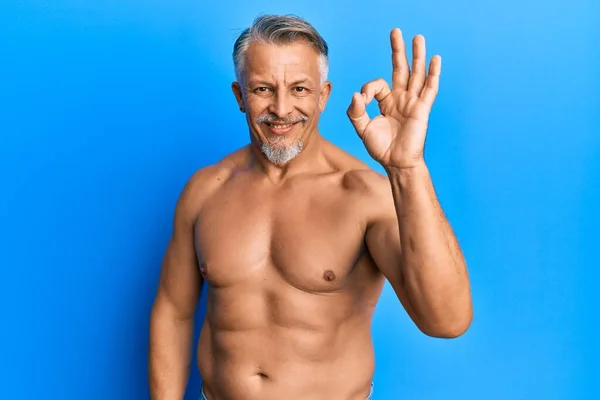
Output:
[1, 1, 598, 399]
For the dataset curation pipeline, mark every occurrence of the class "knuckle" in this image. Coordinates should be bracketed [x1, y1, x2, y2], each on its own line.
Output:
[362, 78, 386, 92]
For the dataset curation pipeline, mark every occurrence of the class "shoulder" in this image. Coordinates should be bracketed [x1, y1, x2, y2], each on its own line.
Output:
[322, 139, 393, 207]
[175, 148, 248, 221]
[337, 159, 391, 203]
[183, 145, 250, 196]
[344, 168, 395, 218]
[320, 141, 394, 223]
[183, 163, 231, 200]
[343, 168, 389, 196]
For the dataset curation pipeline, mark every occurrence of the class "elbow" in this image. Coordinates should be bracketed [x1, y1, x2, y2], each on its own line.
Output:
[419, 308, 473, 339]
[427, 321, 471, 339]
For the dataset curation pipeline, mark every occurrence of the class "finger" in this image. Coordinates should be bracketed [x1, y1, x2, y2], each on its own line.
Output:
[407, 35, 427, 94]
[421, 55, 442, 107]
[360, 78, 392, 104]
[390, 28, 409, 90]
[347, 92, 371, 138]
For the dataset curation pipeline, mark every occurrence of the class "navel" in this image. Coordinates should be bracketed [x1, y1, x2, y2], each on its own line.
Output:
[254, 366, 269, 379]
[323, 270, 336, 282]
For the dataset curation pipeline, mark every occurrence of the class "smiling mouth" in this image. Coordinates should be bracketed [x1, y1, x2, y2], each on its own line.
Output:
[264, 122, 299, 134]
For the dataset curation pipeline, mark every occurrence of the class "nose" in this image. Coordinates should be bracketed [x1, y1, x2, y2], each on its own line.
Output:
[269, 89, 293, 119]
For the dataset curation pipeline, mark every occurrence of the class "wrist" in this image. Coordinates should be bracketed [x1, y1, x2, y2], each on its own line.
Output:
[385, 160, 432, 202]
[384, 161, 430, 195]
[384, 160, 428, 179]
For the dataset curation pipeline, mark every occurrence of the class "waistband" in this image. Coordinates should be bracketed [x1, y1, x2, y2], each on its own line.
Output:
[200, 382, 374, 399]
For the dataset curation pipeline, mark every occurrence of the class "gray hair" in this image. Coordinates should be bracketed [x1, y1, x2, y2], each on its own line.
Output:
[232, 14, 329, 84]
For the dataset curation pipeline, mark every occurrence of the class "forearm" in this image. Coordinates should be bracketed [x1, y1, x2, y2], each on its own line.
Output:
[149, 298, 195, 400]
[387, 161, 472, 337]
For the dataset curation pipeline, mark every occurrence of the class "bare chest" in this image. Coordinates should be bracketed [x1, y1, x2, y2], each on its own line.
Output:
[194, 179, 367, 293]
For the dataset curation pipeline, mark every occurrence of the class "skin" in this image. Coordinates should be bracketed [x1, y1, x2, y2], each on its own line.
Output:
[149, 29, 473, 400]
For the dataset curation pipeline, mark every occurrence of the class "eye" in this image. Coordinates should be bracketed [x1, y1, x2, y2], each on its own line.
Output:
[294, 87, 307, 92]
[254, 87, 271, 93]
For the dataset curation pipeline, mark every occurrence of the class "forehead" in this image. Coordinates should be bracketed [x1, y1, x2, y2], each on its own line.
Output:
[243, 41, 321, 82]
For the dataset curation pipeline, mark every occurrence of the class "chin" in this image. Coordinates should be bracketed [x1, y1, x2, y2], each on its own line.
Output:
[260, 140, 304, 165]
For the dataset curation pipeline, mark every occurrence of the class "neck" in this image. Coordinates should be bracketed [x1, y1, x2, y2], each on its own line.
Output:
[250, 131, 325, 182]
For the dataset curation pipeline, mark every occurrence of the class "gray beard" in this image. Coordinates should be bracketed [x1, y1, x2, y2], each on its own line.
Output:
[261, 139, 304, 165]
[254, 113, 309, 165]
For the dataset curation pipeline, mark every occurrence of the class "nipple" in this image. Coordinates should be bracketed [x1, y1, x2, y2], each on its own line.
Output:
[200, 263, 208, 277]
[323, 270, 336, 282]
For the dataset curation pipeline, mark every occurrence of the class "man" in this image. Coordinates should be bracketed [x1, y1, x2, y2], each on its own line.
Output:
[149, 14, 472, 400]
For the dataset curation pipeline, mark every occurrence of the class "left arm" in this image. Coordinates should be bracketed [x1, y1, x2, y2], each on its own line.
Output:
[366, 164, 472, 338]
[349, 28, 473, 338]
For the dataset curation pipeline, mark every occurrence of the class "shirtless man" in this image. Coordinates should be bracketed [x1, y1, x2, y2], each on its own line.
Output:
[149, 14, 473, 400]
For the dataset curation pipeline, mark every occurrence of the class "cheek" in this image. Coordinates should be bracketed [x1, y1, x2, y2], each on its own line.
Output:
[297, 96, 320, 116]
[246, 104, 259, 116]
[246, 103, 267, 120]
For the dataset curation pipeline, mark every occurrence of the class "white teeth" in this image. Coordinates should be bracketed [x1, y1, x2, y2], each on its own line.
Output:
[268, 123, 293, 129]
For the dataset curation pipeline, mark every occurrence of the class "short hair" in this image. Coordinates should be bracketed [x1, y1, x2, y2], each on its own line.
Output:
[232, 14, 329, 84]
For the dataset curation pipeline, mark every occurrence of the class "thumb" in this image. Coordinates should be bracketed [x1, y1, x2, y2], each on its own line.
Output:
[347, 92, 370, 139]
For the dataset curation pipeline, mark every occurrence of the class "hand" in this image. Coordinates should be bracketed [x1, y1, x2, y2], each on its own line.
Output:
[347, 28, 441, 170]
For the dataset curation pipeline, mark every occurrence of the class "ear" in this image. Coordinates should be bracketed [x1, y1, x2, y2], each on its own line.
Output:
[318, 81, 333, 112]
[231, 81, 245, 113]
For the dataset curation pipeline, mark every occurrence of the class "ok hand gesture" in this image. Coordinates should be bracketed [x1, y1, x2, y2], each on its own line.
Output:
[347, 28, 441, 170]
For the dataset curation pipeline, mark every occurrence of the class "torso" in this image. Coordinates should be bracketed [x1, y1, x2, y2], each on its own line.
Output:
[193, 142, 388, 400]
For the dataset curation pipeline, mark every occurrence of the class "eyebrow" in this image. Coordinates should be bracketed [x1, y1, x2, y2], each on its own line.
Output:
[248, 78, 313, 87]
[289, 78, 312, 86]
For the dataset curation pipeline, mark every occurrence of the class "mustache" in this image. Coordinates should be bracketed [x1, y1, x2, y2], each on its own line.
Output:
[256, 113, 309, 125]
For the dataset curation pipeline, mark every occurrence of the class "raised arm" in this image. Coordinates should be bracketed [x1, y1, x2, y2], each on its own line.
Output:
[149, 175, 203, 400]
[365, 170, 472, 338]
[349, 28, 472, 338]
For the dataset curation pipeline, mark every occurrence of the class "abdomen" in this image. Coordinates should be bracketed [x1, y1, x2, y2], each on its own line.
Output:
[196, 284, 377, 400]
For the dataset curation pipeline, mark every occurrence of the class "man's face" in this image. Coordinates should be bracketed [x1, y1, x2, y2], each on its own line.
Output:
[233, 41, 332, 165]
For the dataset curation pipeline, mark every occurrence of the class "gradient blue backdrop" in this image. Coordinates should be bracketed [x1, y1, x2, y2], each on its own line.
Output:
[1, 1, 598, 399]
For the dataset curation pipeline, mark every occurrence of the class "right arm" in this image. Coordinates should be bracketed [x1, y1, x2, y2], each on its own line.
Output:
[149, 176, 203, 400]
